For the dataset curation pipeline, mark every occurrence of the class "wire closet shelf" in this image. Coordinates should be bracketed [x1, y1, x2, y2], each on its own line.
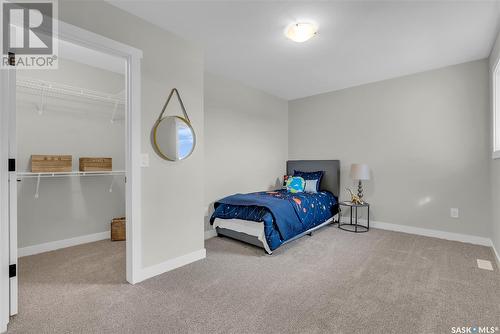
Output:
[16, 78, 125, 105]
[17, 170, 126, 178]
[16, 77, 126, 122]
[17, 171, 126, 199]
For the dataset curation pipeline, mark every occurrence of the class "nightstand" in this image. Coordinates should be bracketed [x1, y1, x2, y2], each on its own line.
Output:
[338, 201, 370, 233]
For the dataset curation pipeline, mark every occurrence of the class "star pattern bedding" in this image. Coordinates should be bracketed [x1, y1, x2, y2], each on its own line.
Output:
[210, 190, 338, 251]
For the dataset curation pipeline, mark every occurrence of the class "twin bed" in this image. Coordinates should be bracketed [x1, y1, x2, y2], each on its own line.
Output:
[210, 160, 340, 254]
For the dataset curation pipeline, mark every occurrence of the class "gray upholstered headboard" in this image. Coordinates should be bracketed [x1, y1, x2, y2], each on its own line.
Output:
[287, 160, 340, 198]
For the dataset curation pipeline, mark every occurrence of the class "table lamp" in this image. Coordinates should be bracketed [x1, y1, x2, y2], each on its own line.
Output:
[350, 164, 370, 201]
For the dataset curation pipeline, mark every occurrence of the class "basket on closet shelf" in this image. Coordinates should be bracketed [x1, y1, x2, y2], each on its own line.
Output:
[111, 217, 126, 241]
[31, 155, 72, 173]
[79, 157, 112, 172]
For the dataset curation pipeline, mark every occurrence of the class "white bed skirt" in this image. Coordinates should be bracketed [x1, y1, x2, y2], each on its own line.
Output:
[212, 215, 337, 254]
[212, 218, 272, 254]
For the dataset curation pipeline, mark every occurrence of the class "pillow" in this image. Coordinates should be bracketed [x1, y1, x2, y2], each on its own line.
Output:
[286, 176, 305, 193]
[304, 179, 318, 193]
[293, 170, 324, 192]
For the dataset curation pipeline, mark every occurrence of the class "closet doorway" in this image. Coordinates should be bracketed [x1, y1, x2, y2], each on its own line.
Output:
[15, 36, 128, 287]
[1, 21, 142, 323]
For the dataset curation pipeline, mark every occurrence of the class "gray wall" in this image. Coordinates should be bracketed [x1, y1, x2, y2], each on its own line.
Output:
[60, 0, 204, 268]
[489, 32, 500, 258]
[204, 72, 288, 230]
[17, 59, 126, 248]
[289, 60, 492, 238]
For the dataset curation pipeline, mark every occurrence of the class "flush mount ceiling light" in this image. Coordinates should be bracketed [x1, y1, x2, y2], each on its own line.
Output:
[285, 22, 318, 43]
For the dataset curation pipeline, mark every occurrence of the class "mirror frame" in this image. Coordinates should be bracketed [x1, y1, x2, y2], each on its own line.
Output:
[152, 115, 196, 161]
[152, 88, 196, 162]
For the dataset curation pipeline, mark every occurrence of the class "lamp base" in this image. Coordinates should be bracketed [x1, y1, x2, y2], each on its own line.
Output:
[357, 180, 364, 201]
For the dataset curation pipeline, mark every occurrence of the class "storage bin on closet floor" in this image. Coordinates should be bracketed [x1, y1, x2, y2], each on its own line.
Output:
[111, 217, 126, 241]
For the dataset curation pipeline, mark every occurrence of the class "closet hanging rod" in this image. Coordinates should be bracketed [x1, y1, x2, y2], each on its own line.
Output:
[16, 78, 126, 105]
[17, 171, 126, 199]
[17, 170, 126, 179]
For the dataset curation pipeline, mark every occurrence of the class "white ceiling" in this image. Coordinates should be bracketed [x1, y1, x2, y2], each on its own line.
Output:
[110, 1, 500, 100]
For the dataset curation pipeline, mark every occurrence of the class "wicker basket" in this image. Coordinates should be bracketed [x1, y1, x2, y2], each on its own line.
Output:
[111, 217, 126, 241]
[79, 157, 112, 172]
[31, 155, 72, 173]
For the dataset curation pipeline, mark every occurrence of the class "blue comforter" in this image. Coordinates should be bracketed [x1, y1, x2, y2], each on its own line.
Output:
[210, 190, 337, 251]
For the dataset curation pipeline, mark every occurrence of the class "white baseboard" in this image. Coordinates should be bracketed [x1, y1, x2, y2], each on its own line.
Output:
[18, 231, 110, 257]
[136, 248, 206, 283]
[339, 217, 493, 247]
[371, 221, 493, 247]
[204, 229, 217, 240]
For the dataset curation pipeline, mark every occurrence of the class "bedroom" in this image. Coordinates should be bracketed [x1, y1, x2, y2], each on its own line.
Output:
[0, 1, 499, 333]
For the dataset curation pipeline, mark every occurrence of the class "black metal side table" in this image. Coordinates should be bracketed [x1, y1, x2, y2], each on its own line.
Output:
[338, 201, 370, 233]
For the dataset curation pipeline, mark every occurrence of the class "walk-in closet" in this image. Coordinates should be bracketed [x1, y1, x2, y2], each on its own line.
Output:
[14, 40, 128, 306]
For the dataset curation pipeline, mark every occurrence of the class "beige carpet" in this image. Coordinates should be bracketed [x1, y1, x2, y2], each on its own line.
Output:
[6, 225, 500, 334]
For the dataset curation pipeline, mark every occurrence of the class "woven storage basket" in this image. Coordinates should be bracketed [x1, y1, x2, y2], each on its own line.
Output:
[31, 155, 72, 173]
[79, 157, 112, 172]
[111, 217, 126, 241]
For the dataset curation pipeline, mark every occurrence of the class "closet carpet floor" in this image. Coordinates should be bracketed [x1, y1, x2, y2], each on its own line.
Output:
[6, 225, 500, 334]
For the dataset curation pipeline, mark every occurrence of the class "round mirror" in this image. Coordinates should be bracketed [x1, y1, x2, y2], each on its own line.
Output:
[153, 116, 196, 161]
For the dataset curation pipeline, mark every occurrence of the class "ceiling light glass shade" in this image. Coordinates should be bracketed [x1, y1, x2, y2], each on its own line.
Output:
[285, 22, 318, 43]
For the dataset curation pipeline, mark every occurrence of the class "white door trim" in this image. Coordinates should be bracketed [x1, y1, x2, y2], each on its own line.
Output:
[8, 63, 17, 317]
[0, 61, 13, 334]
[0, 19, 143, 333]
[54, 21, 143, 285]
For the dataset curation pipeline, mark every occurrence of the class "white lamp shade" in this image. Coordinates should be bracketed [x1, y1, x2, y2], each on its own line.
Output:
[350, 164, 370, 180]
